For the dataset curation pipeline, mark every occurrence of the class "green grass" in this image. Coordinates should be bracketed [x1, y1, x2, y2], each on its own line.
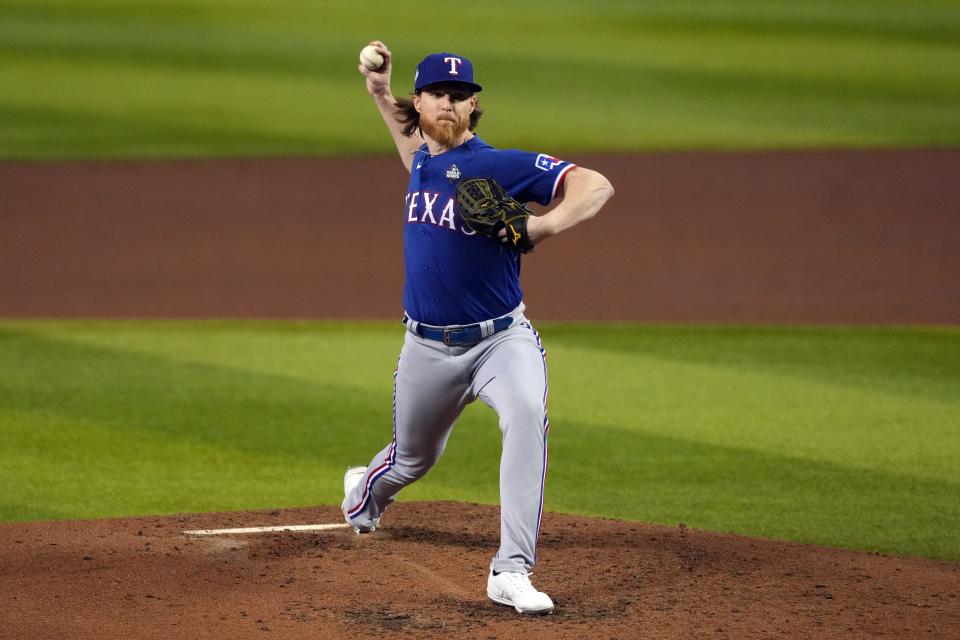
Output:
[1, 320, 958, 562]
[2, 0, 959, 159]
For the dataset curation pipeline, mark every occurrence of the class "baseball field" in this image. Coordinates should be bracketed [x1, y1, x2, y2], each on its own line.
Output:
[2, 1, 960, 638]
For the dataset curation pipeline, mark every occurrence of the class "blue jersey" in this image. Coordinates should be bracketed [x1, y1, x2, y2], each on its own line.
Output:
[402, 136, 575, 326]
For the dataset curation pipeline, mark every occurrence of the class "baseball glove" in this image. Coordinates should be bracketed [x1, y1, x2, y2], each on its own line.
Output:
[456, 177, 535, 253]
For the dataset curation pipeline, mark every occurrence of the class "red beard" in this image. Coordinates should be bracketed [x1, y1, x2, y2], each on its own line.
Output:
[420, 113, 469, 148]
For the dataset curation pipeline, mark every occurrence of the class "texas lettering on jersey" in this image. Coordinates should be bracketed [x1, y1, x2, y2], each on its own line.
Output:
[404, 191, 476, 235]
[401, 137, 573, 325]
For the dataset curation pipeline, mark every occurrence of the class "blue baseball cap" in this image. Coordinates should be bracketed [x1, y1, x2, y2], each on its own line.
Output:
[414, 52, 482, 93]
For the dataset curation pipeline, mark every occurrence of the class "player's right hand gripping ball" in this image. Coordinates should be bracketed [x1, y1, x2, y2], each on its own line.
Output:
[456, 178, 535, 253]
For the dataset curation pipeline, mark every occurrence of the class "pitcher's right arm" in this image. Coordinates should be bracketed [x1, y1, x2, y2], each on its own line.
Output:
[358, 41, 421, 174]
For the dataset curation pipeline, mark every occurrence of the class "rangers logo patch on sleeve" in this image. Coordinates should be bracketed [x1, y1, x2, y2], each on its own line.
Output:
[535, 154, 562, 172]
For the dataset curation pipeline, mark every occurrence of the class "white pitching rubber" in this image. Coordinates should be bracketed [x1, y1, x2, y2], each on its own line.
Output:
[183, 523, 351, 536]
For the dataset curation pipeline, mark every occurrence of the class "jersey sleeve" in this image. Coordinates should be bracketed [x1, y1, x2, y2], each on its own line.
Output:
[492, 150, 576, 206]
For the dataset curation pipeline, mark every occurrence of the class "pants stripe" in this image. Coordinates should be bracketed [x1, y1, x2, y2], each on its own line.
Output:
[347, 357, 401, 518]
[521, 322, 550, 558]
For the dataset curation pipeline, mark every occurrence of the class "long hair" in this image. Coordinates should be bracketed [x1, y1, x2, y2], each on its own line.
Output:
[394, 96, 484, 138]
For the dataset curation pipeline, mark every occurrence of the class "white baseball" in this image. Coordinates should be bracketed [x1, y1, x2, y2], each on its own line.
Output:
[359, 45, 384, 71]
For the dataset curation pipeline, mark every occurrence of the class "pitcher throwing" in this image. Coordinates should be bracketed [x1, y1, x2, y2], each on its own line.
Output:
[342, 41, 614, 615]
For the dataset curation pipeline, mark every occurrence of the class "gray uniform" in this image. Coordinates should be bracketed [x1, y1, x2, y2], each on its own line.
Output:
[343, 303, 549, 574]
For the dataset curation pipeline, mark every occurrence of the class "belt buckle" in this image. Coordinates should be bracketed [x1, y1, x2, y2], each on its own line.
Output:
[442, 328, 456, 346]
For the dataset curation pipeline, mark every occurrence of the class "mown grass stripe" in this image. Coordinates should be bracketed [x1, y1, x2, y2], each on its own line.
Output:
[1, 320, 958, 561]
[1, 0, 958, 158]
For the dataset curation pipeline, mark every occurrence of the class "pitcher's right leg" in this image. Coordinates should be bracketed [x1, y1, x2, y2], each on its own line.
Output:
[343, 332, 470, 531]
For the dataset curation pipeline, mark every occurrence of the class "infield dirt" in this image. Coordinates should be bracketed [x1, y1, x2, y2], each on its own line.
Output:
[3, 148, 959, 323]
[2, 502, 959, 639]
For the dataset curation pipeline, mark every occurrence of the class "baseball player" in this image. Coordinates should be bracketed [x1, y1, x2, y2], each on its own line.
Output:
[343, 41, 614, 615]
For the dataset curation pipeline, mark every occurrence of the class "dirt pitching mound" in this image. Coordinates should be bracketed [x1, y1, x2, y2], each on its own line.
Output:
[1, 502, 957, 639]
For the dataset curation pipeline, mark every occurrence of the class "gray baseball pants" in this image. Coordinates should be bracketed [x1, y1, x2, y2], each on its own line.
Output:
[343, 303, 549, 574]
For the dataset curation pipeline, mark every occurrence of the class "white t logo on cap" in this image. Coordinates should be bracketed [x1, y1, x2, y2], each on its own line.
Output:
[443, 57, 462, 75]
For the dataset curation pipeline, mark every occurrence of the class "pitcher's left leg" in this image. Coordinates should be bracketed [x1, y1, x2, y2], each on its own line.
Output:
[474, 322, 549, 575]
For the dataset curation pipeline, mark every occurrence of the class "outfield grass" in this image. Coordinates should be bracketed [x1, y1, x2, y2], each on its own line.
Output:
[1, 320, 958, 562]
[1, 0, 959, 159]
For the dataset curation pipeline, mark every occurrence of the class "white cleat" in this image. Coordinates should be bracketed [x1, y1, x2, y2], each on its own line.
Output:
[487, 570, 554, 614]
[342, 466, 379, 534]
